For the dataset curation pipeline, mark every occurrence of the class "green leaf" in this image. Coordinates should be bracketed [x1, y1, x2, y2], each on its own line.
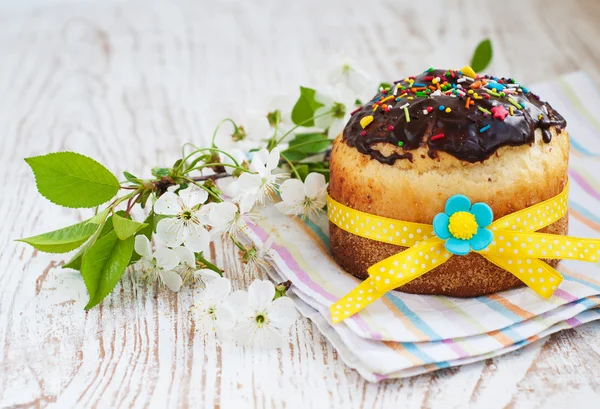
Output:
[138, 189, 152, 209]
[63, 246, 87, 271]
[281, 150, 308, 162]
[287, 133, 332, 154]
[88, 208, 110, 225]
[172, 159, 183, 169]
[291, 87, 324, 127]
[138, 213, 154, 239]
[295, 164, 310, 181]
[152, 167, 170, 177]
[306, 162, 331, 181]
[81, 230, 134, 309]
[470, 39, 493, 73]
[112, 213, 148, 240]
[63, 211, 116, 271]
[123, 171, 140, 184]
[16, 219, 100, 254]
[24, 152, 120, 208]
[378, 82, 392, 91]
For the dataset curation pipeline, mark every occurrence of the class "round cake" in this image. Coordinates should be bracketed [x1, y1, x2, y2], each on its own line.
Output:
[328, 67, 569, 297]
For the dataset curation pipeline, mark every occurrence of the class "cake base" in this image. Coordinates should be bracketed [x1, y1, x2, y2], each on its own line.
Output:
[329, 215, 567, 297]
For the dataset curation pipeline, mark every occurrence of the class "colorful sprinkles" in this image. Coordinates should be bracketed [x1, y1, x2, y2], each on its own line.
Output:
[360, 115, 374, 129]
[352, 66, 565, 163]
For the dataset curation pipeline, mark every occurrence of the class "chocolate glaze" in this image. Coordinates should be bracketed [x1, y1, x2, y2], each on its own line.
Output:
[342, 69, 567, 163]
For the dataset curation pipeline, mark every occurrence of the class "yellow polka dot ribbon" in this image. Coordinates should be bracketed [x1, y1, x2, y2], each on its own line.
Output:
[328, 184, 600, 323]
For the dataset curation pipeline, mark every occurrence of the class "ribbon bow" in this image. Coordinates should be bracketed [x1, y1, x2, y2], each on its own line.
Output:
[328, 184, 600, 323]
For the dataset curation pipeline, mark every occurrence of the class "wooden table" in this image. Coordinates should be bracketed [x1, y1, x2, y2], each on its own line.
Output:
[2, 0, 600, 407]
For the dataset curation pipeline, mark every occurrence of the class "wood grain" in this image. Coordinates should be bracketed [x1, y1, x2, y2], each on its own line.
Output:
[1, 0, 600, 408]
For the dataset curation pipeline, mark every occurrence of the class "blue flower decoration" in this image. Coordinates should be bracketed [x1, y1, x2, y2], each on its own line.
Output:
[432, 195, 494, 256]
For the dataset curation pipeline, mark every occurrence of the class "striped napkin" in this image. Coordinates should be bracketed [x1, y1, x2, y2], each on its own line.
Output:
[250, 71, 600, 381]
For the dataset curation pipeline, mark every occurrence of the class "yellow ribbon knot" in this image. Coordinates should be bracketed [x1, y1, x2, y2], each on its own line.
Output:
[328, 184, 600, 323]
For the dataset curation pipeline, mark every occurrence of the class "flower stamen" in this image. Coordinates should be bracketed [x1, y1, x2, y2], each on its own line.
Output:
[448, 211, 478, 240]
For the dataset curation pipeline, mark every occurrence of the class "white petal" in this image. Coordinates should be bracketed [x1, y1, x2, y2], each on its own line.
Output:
[266, 94, 294, 113]
[207, 276, 232, 300]
[333, 84, 358, 108]
[173, 246, 195, 268]
[244, 112, 271, 141]
[199, 269, 221, 282]
[136, 257, 153, 271]
[278, 178, 305, 204]
[237, 173, 262, 194]
[225, 290, 250, 317]
[154, 247, 180, 271]
[314, 90, 334, 107]
[255, 148, 269, 163]
[237, 192, 256, 214]
[160, 269, 183, 292]
[268, 297, 298, 329]
[134, 235, 153, 259]
[327, 117, 347, 138]
[156, 218, 185, 247]
[313, 106, 334, 129]
[275, 201, 299, 216]
[196, 312, 218, 333]
[179, 188, 208, 208]
[222, 177, 242, 197]
[182, 224, 210, 253]
[250, 325, 285, 349]
[230, 321, 257, 344]
[347, 69, 373, 100]
[214, 305, 237, 330]
[222, 149, 247, 175]
[250, 148, 269, 174]
[154, 192, 182, 216]
[209, 202, 238, 229]
[248, 280, 275, 310]
[195, 203, 214, 226]
[303, 172, 327, 199]
[266, 148, 280, 172]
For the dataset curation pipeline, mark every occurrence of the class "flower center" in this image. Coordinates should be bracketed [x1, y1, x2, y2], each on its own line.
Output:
[255, 314, 266, 326]
[178, 209, 200, 226]
[232, 125, 247, 141]
[266, 110, 281, 127]
[448, 211, 478, 240]
[331, 102, 346, 119]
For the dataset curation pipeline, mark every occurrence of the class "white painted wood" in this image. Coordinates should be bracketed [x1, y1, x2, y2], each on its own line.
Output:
[1, 0, 599, 408]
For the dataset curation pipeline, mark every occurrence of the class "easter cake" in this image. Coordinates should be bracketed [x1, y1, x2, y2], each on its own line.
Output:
[328, 67, 569, 297]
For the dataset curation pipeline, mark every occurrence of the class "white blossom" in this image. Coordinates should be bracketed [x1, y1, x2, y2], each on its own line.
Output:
[323, 54, 374, 100]
[209, 198, 256, 239]
[221, 148, 248, 176]
[134, 235, 182, 292]
[172, 246, 221, 286]
[242, 237, 274, 275]
[154, 187, 211, 253]
[314, 85, 358, 137]
[275, 173, 327, 219]
[236, 148, 288, 205]
[226, 280, 298, 349]
[194, 276, 236, 335]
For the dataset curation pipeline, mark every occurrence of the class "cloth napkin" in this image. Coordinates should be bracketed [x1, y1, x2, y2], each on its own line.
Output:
[249, 71, 600, 381]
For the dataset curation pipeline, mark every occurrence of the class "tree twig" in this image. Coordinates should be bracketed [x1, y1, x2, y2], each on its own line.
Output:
[190, 173, 230, 182]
